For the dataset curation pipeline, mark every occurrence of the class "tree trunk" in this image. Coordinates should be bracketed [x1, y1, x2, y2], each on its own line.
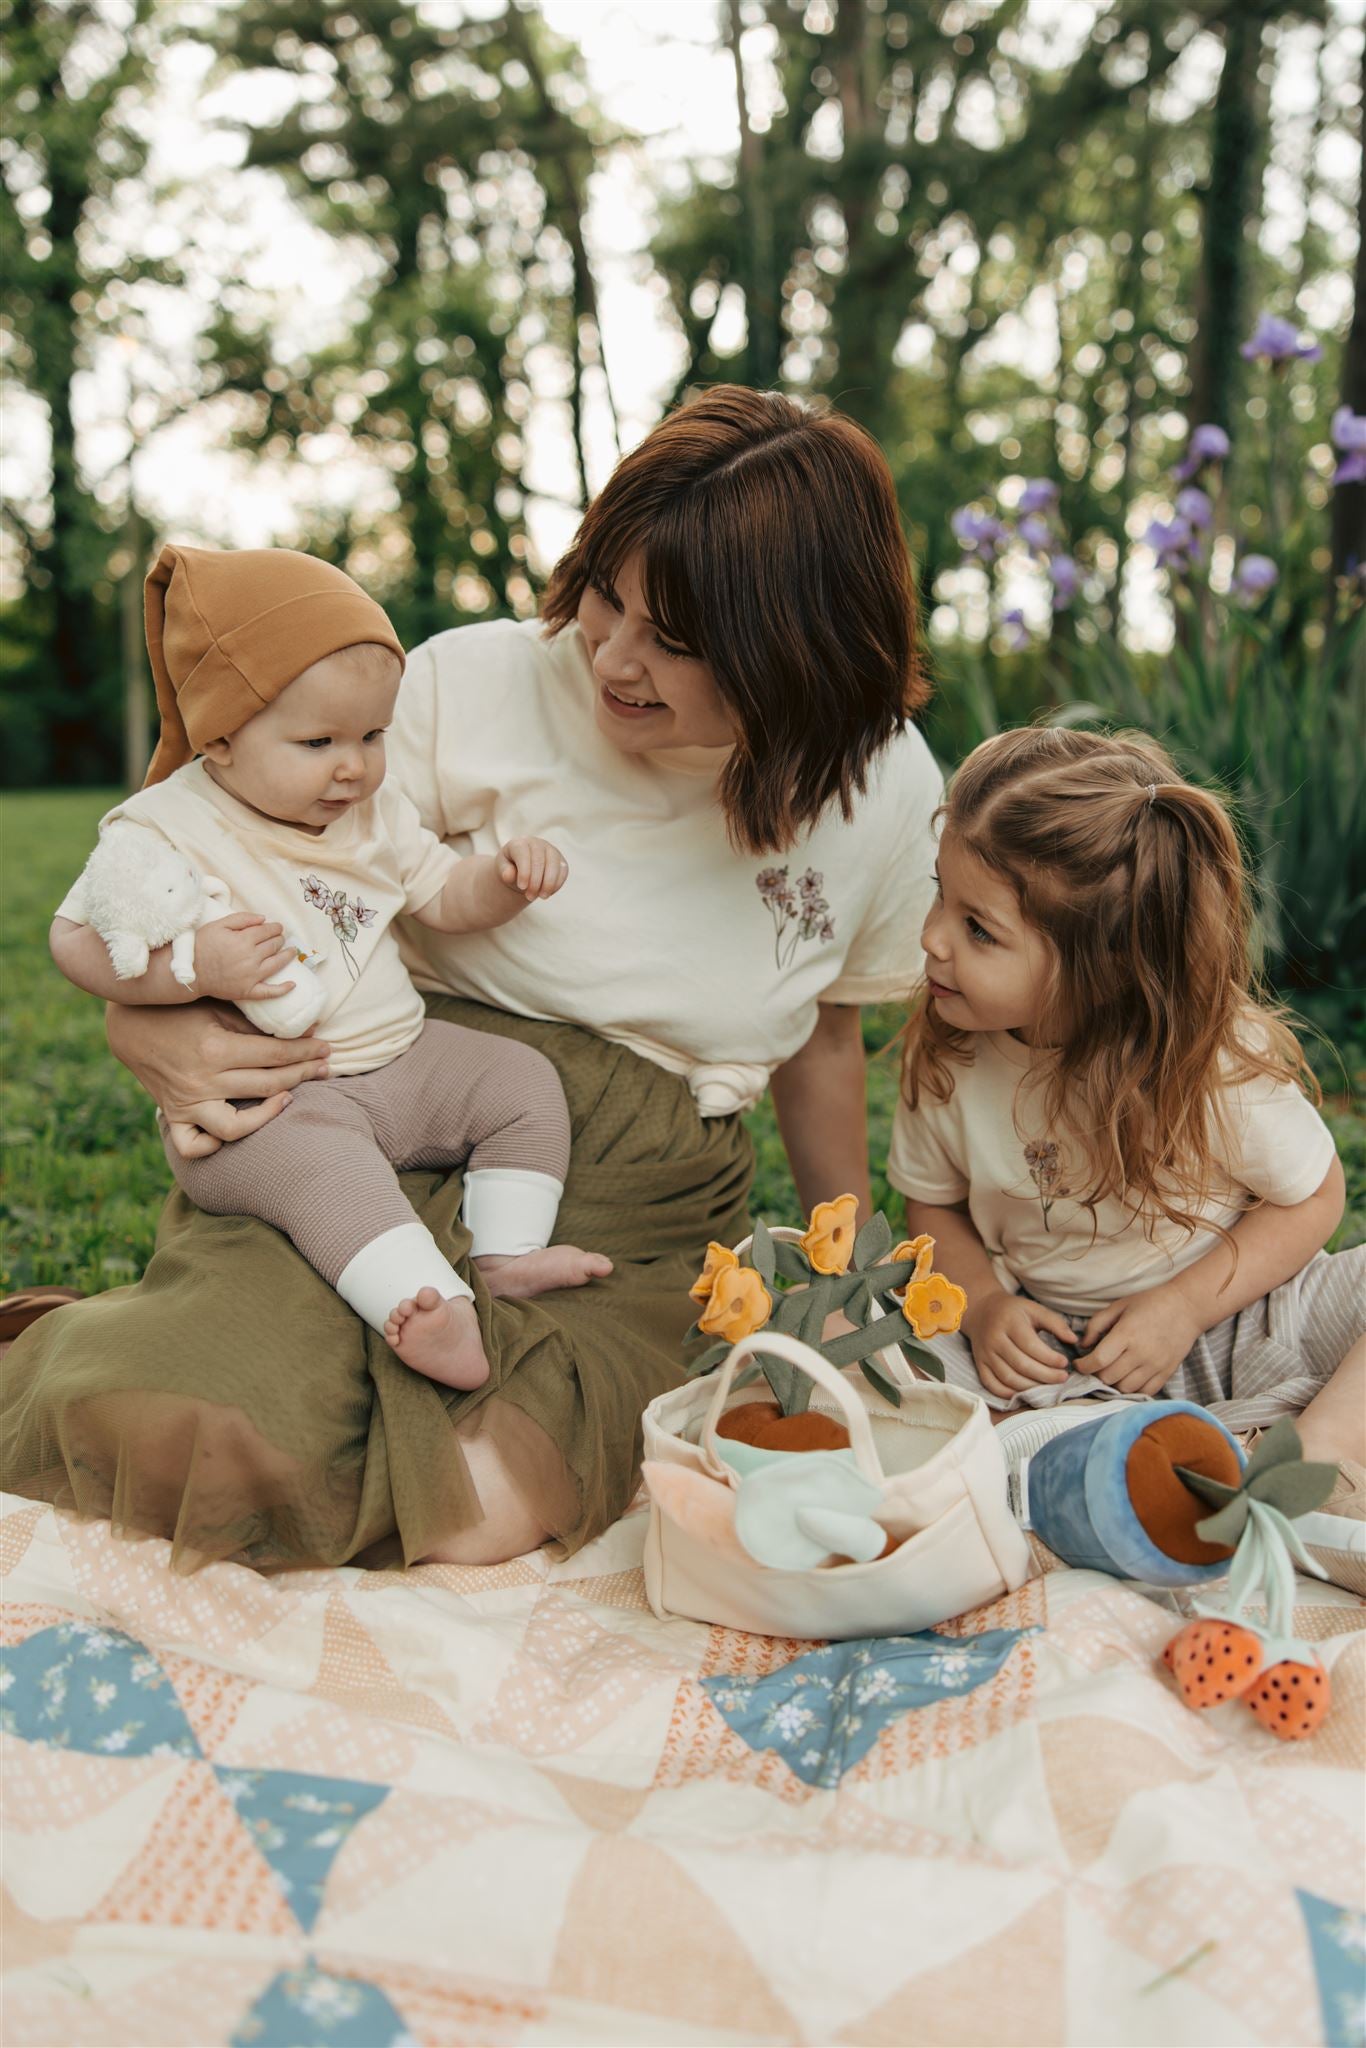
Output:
[1329, 39, 1366, 588]
[728, 0, 779, 387]
[1188, 13, 1262, 432]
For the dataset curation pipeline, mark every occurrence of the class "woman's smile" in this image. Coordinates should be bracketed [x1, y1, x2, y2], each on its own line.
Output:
[600, 680, 665, 718]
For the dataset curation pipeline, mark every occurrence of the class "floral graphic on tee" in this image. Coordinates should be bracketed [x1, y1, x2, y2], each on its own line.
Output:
[756, 865, 836, 969]
[301, 874, 376, 980]
[1024, 1139, 1069, 1231]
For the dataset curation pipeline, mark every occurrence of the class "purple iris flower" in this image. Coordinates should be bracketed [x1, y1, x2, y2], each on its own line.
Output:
[1331, 405, 1366, 487]
[1173, 423, 1230, 482]
[1018, 514, 1052, 553]
[1144, 516, 1194, 572]
[1000, 608, 1030, 652]
[1240, 313, 1323, 365]
[1175, 486, 1213, 531]
[1231, 554, 1279, 602]
[1048, 553, 1080, 610]
[1018, 479, 1059, 515]
[951, 506, 1008, 562]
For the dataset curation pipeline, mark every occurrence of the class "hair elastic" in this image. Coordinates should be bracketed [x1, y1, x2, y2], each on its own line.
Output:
[1146, 783, 1158, 806]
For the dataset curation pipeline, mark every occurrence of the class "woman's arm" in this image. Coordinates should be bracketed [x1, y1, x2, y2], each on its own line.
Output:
[768, 1003, 873, 1221]
[105, 1001, 332, 1146]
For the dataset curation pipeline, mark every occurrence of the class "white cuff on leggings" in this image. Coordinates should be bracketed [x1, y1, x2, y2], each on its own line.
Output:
[335, 1221, 473, 1333]
[462, 1168, 563, 1259]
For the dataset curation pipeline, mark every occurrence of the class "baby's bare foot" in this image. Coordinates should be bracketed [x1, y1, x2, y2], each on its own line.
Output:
[383, 1287, 490, 1390]
[476, 1245, 613, 1301]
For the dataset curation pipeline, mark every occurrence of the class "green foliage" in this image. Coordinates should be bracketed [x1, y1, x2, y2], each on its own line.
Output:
[1178, 1418, 1340, 1548]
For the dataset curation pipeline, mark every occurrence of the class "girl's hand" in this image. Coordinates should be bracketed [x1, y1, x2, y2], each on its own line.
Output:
[194, 914, 298, 1000]
[1074, 1286, 1202, 1396]
[498, 838, 569, 902]
[107, 1002, 330, 1148]
[963, 1290, 1076, 1400]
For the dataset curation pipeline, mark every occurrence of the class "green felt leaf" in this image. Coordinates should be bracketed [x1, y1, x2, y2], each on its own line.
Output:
[1194, 1495, 1251, 1547]
[750, 1219, 777, 1287]
[1240, 1417, 1304, 1484]
[1174, 1466, 1240, 1509]
[773, 1239, 813, 1283]
[817, 1317, 914, 1370]
[844, 1279, 872, 1326]
[896, 1337, 946, 1381]
[761, 1355, 813, 1416]
[683, 1341, 730, 1378]
[874, 1259, 916, 1292]
[853, 1210, 893, 1270]
[684, 1320, 702, 1344]
[769, 1291, 808, 1336]
[860, 1358, 903, 1409]
[799, 1278, 833, 1348]
[822, 1271, 866, 1311]
[1247, 1460, 1338, 1519]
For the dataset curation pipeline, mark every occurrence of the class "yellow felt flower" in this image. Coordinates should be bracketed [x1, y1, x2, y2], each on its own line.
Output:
[800, 1193, 860, 1275]
[901, 1272, 968, 1340]
[698, 1266, 773, 1344]
[689, 1241, 739, 1306]
[890, 1235, 936, 1283]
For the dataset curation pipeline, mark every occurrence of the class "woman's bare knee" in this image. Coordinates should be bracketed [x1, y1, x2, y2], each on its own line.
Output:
[419, 1427, 548, 1565]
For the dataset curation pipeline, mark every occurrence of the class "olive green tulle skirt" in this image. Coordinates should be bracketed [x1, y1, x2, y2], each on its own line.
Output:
[0, 998, 754, 1570]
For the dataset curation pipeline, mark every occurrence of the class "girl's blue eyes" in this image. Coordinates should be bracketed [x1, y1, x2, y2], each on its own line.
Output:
[931, 877, 995, 945]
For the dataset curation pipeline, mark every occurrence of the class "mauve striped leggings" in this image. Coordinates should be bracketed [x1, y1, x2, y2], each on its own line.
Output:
[165, 1019, 569, 1286]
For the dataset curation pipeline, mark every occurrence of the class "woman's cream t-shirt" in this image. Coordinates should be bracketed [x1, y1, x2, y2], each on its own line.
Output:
[387, 617, 943, 1114]
[57, 763, 458, 1075]
[887, 1031, 1337, 1316]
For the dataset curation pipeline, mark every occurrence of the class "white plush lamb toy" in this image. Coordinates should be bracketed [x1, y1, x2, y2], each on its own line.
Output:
[71, 820, 326, 1037]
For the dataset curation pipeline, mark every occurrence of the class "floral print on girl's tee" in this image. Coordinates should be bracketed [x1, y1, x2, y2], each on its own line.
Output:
[1024, 1139, 1069, 1231]
[756, 865, 836, 969]
[302, 874, 377, 980]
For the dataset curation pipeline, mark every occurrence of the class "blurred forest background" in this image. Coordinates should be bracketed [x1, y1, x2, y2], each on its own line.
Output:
[2, 0, 1364, 1288]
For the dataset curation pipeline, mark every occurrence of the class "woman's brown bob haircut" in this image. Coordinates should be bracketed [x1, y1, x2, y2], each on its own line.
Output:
[541, 385, 928, 855]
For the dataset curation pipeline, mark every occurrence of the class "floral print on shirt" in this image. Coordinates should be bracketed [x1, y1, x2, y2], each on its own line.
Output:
[756, 865, 836, 969]
[301, 874, 378, 980]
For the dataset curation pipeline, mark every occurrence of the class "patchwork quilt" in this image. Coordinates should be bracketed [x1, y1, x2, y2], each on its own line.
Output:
[2, 1490, 1363, 2047]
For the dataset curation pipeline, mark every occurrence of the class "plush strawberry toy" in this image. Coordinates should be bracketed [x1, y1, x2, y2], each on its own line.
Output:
[1158, 1422, 1336, 1743]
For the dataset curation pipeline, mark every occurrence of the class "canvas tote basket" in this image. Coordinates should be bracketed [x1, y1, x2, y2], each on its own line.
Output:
[642, 1328, 1031, 1640]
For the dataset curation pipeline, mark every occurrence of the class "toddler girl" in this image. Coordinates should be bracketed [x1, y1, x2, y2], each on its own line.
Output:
[888, 727, 1363, 1581]
[52, 544, 610, 1393]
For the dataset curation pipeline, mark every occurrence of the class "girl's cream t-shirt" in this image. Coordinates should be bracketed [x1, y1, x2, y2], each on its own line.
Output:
[887, 1030, 1337, 1317]
[387, 617, 943, 1114]
[58, 763, 458, 1074]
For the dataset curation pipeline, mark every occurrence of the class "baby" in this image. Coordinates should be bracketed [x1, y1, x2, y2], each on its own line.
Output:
[51, 543, 610, 1392]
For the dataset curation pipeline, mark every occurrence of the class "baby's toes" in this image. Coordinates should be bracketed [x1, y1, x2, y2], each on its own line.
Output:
[585, 1253, 614, 1277]
[414, 1286, 442, 1312]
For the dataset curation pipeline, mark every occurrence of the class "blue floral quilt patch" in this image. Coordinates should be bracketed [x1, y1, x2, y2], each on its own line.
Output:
[700, 1627, 1032, 1788]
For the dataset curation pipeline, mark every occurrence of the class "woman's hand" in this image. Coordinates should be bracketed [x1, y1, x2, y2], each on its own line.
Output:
[961, 1290, 1076, 1400]
[194, 914, 298, 1001]
[106, 1001, 330, 1148]
[1073, 1285, 1202, 1397]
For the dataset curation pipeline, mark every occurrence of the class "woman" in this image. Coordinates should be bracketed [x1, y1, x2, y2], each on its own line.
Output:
[4, 386, 941, 1571]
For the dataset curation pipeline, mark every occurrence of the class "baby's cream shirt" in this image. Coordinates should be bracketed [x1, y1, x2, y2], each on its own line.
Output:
[887, 1030, 1338, 1317]
[388, 617, 943, 1115]
[57, 763, 458, 1075]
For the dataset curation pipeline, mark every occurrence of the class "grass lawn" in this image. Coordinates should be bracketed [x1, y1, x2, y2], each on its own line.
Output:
[3, 788, 1362, 1294]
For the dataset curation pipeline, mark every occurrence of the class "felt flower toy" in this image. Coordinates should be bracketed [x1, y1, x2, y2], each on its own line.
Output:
[889, 1237, 967, 1339]
[689, 1242, 739, 1306]
[683, 1210, 966, 1415]
[901, 1271, 968, 1340]
[801, 1194, 860, 1274]
[698, 1266, 773, 1344]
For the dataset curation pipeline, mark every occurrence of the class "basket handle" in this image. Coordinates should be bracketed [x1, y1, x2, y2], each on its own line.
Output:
[698, 1330, 885, 1484]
